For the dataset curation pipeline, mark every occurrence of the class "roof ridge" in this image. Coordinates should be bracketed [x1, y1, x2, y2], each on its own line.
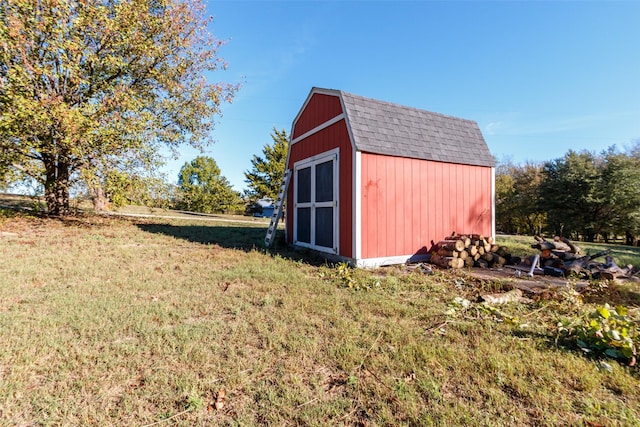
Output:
[319, 88, 478, 125]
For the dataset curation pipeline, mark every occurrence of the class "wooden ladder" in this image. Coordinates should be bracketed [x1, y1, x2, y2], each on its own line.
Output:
[264, 169, 291, 248]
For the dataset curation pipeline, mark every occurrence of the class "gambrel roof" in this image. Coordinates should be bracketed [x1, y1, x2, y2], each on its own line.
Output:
[312, 88, 495, 167]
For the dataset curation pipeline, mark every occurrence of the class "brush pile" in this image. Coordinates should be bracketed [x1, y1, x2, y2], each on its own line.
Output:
[528, 236, 639, 280]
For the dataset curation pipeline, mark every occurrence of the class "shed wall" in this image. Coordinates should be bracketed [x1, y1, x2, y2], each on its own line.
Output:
[292, 94, 343, 139]
[287, 119, 353, 257]
[360, 153, 492, 259]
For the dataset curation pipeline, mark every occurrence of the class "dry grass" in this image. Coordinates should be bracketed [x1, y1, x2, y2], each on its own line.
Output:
[0, 208, 639, 426]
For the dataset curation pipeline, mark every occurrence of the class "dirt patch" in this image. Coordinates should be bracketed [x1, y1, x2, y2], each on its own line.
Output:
[462, 267, 589, 293]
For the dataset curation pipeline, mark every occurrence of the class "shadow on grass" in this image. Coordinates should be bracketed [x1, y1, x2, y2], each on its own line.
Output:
[136, 222, 266, 251]
[135, 223, 329, 266]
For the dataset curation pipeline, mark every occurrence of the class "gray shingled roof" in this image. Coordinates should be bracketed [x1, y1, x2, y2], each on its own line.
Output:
[322, 88, 494, 167]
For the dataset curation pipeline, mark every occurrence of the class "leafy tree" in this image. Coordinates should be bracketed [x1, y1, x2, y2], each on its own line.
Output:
[495, 162, 518, 233]
[244, 128, 289, 201]
[600, 146, 640, 245]
[495, 161, 545, 235]
[96, 170, 175, 210]
[512, 163, 546, 235]
[177, 156, 241, 213]
[539, 150, 603, 241]
[0, 167, 18, 193]
[627, 140, 640, 245]
[0, 0, 237, 215]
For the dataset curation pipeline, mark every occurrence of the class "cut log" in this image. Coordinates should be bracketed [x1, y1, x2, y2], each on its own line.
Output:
[482, 252, 494, 263]
[478, 246, 485, 256]
[438, 248, 459, 258]
[457, 250, 469, 260]
[467, 245, 478, 257]
[452, 239, 467, 252]
[490, 244, 500, 253]
[531, 240, 556, 250]
[493, 255, 507, 267]
[495, 246, 509, 258]
[551, 236, 571, 252]
[434, 240, 466, 252]
[464, 256, 475, 268]
[430, 254, 464, 269]
[475, 258, 489, 269]
[444, 236, 471, 247]
[558, 236, 581, 254]
[479, 289, 531, 305]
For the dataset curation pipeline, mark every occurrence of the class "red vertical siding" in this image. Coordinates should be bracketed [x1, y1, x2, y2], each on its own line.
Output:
[360, 154, 493, 259]
[286, 119, 353, 258]
[292, 94, 344, 139]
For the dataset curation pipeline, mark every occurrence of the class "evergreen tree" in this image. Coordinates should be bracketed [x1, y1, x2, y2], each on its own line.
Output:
[244, 128, 289, 201]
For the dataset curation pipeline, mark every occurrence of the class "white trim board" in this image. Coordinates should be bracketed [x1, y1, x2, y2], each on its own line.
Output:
[353, 150, 362, 260]
[290, 114, 345, 145]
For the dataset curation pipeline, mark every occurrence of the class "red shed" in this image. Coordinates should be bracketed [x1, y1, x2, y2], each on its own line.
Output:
[284, 87, 495, 267]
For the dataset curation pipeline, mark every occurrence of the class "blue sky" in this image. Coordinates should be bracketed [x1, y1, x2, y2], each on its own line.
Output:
[162, 0, 640, 192]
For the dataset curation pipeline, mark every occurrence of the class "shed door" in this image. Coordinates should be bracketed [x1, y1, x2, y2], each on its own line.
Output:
[294, 150, 338, 254]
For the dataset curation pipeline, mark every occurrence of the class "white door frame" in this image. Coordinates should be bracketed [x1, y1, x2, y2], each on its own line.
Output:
[293, 148, 339, 254]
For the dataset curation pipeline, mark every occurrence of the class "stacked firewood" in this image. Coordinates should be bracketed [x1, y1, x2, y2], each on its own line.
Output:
[428, 234, 520, 269]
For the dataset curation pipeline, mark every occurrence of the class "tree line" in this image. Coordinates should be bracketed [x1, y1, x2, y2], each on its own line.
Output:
[0, 125, 289, 216]
[496, 142, 640, 245]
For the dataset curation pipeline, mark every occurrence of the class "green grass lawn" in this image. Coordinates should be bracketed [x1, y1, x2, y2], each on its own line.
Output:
[0, 209, 639, 426]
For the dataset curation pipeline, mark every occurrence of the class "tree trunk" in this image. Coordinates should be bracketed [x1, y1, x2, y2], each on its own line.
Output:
[91, 185, 108, 212]
[44, 155, 71, 216]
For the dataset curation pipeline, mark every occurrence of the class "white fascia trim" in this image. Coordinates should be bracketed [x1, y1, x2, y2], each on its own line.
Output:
[291, 114, 345, 145]
[491, 166, 496, 241]
[293, 147, 340, 168]
[291, 251, 430, 269]
[355, 253, 431, 269]
[336, 94, 357, 153]
[294, 242, 337, 255]
[353, 151, 362, 260]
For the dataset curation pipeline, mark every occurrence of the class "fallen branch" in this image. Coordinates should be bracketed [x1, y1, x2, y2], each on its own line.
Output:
[296, 397, 319, 408]
[140, 408, 192, 427]
[358, 331, 383, 371]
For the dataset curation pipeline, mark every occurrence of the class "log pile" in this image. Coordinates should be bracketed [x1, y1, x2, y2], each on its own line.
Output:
[424, 233, 639, 282]
[428, 233, 521, 270]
